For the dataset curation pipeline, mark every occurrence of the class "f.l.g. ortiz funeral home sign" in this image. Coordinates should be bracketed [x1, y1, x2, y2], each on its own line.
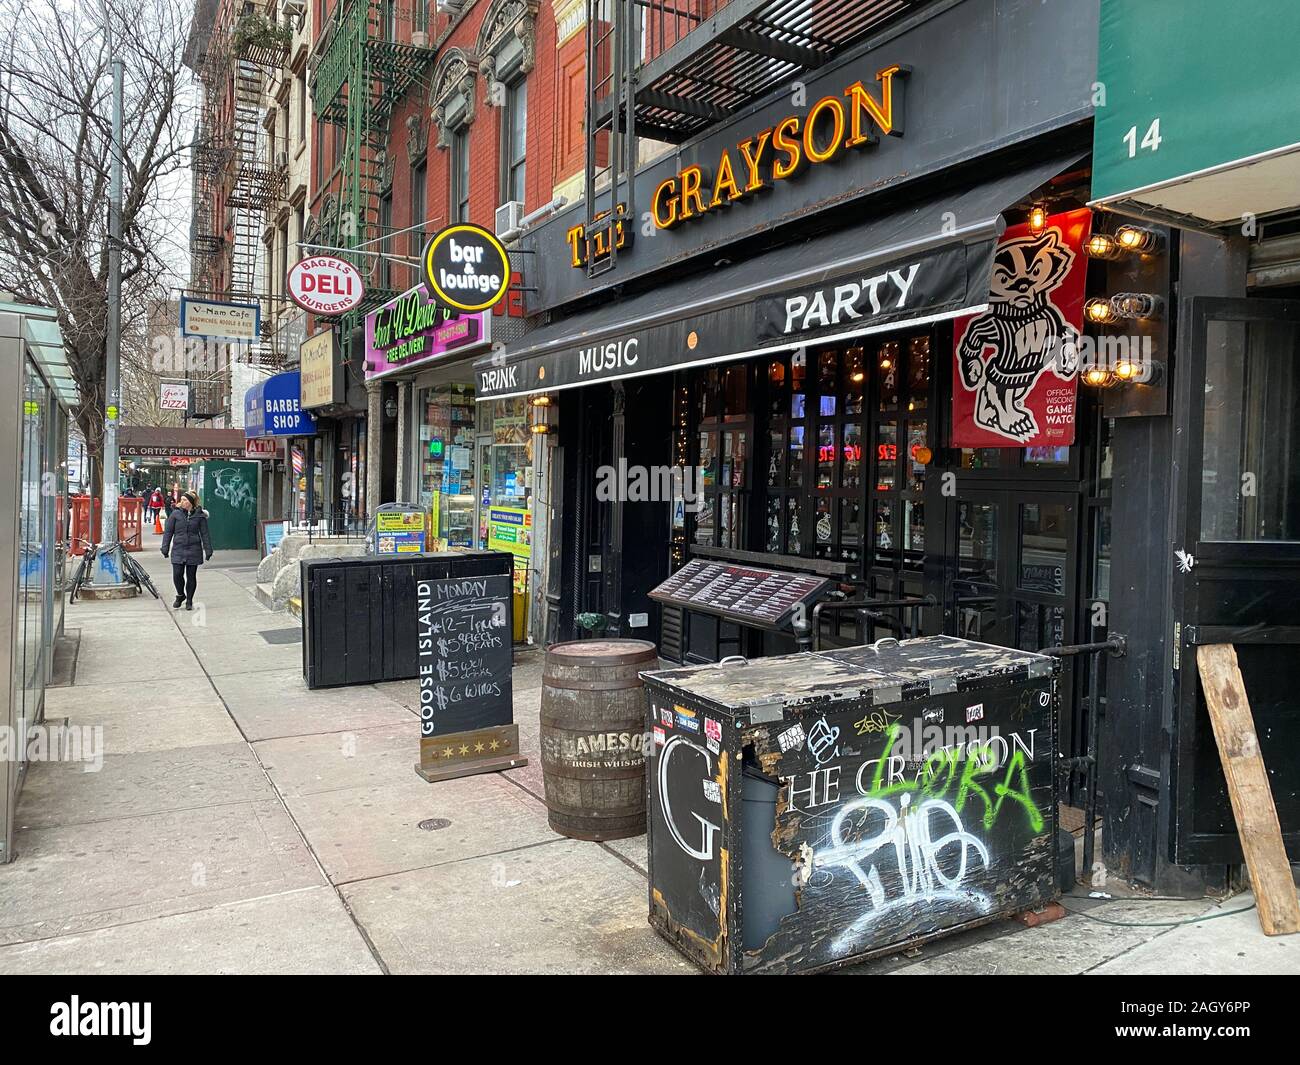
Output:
[364, 283, 492, 380]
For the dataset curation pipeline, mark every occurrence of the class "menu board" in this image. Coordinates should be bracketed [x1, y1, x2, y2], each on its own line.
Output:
[417, 575, 513, 736]
[649, 560, 830, 630]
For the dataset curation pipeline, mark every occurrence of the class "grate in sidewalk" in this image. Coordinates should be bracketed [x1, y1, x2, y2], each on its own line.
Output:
[258, 628, 302, 645]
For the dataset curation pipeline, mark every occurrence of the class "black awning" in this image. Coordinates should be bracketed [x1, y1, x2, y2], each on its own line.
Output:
[474, 153, 1083, 401]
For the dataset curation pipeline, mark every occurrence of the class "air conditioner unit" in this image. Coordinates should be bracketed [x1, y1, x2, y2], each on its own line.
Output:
[410, 30, 428, 47]
[281, 0, 306, 17]
[275, 150, 289, 167]
[495, 200, 524, 238]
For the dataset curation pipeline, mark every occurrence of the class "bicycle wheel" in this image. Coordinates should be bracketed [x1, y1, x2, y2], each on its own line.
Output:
[126, 554, 160, 599]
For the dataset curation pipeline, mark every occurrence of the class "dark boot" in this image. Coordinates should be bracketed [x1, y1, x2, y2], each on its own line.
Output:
[173, 595, 185, 608]
[184, 600, 193, 611]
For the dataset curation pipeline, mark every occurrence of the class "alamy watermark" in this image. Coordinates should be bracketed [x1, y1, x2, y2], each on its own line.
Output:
[595, 461, 705, 511]
[0, 720, 103, 772]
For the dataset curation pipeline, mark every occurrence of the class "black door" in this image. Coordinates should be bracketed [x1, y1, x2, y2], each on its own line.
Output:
[1171, 297, 1300, 864]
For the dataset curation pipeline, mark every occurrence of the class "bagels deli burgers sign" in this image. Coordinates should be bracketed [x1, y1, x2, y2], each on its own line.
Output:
[288, 255, 365, 315]
[423, 223, 511, 313]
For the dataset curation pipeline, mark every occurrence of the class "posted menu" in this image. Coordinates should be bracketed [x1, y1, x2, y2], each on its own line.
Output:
[649, 559, 830, 630]
[416, 574, 513, 736]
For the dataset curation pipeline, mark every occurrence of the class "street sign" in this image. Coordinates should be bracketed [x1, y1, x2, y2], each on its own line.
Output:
[287, 255, 366, 316]
[422, 223, 511, 313]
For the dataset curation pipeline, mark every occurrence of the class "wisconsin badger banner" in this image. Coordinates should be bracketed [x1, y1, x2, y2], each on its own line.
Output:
[951, 208, 1091, 447]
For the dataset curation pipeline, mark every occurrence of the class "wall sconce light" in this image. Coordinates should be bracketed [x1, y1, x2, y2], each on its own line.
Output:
[1082, 359, 1164, 388]
[1115, 225, 1161, 254]
[1111, 292, 1163, 320]
[529, 393, 555, 435]
[1082, 366, 1113, 388]
[384, 396, 398, 419]
[1028, 205, 1048, 234]
[1084, 297, 1117, 324]
[1085, 233, 1124, 260]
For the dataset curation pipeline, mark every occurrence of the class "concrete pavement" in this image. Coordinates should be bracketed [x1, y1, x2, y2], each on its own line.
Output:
[0, 530, 1293, 974]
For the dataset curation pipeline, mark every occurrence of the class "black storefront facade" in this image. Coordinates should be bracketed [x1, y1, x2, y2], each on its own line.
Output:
[479, 0, 1298, 897]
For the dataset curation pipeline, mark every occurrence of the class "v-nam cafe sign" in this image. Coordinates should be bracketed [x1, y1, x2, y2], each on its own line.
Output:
[364, 282, 492, 381]
[180, 296, 261, 340]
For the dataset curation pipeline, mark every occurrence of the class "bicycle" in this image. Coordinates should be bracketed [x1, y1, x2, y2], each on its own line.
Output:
[67, 538, 96, 603]
[66, 538, 160, 600]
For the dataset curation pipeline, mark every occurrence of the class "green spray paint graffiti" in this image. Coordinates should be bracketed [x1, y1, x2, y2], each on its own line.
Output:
[866, 724, 1043, 833]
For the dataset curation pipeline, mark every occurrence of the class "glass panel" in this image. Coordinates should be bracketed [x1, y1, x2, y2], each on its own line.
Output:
[767, 358, 787, 415]
[727, 432, 747, 488]
[875, 423, 897, 491]
[1200, 318, 1300, 541]
[907, 335, 931, 410]
[766, 497, 782, 552]
[843, 346, 865, 415]
[720, 493, 734, 547]
[1092, 506, 1112, 601]
[786, 496, 801, 554]
[699, 431, 718, 488]
[815, 496, 833, 543]
[906, 420, 928, 492]
[700, 368, 720, 421]
[819, 394, 837, 417]
[1020, 502, 1068, 595]
[1017, 602, 1066, 652]
[1024, 446, 1070, 467]
[877, 341, 900, 410]
[840, 499, 862, 553]
[816, 424, 836, 488]
[417, 384, 479, 548]
[960, 448, 1002, 470]
[873, 498, 895, 551]
[722, 364, 748, 418]
[818, 348, 837, 392]
[792, 392, 806, 419]
[788, 426, 804, 488]
[956, 501, 999, 642]
[791, 348, 807, 398]
[694, 497, 715, 545]
[766, 428, 783, 487]
[904, 499, 925, 553]
[842, 422, 862, 489]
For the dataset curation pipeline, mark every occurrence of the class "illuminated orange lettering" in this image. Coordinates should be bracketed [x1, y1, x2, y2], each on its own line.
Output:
[845, 64, 908, 147]
[566, 222, 585, 267]
[803, 95, 846, 164]
[772, 116, 803, 180]
[737, 129, 772, 194]
[679, 166, 707, 220]
[652, 178, 679, 229]
[710, 151, 741, 207]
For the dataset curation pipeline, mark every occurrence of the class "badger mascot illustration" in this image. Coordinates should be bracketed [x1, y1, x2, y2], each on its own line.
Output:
[958, 228, 1079, 442]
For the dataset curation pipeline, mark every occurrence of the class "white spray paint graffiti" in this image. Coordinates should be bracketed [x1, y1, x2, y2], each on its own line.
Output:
[657, 734, 721, 861]
[212, 467, 255, 513]
[817, 793, 992, 952]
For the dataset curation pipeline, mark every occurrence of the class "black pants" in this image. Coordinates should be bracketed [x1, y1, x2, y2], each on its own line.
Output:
[172, 563, 198, 603]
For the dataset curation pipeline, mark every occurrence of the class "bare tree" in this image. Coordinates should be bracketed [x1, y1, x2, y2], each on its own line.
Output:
[0, 0, 195, 494]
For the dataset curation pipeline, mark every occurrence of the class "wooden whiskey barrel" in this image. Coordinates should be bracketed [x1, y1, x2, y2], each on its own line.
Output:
[540, 639, 658, 841]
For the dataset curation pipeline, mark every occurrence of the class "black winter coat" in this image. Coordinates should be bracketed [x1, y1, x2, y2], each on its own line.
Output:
[161, 508, 213, 566]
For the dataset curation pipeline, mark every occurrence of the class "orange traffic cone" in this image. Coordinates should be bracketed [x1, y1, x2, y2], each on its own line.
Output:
[154, 514, 163, 534]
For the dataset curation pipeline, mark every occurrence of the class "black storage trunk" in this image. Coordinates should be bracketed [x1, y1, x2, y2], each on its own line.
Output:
[642, 635, 1061, 974]
[301, 551, 514, 689]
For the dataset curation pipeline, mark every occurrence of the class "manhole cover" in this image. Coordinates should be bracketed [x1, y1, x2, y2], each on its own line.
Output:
[258, 628, 302, 645]
[418, 818, 452, 831]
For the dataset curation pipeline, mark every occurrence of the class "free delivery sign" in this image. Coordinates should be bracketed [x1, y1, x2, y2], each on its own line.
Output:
[244, 371, 317, 438]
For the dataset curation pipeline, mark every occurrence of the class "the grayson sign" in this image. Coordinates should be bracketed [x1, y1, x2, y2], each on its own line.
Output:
[288, 255, 365, 315]
[423, 223, 511, 313]
[755, 246, 971, 341]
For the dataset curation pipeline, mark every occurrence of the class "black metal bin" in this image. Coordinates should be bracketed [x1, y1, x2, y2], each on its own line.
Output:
[300, 550, 514, 689]
[642, 635, 1060, 974]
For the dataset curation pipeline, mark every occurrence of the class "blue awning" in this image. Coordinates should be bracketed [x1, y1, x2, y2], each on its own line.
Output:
[244, 372, 316, 438]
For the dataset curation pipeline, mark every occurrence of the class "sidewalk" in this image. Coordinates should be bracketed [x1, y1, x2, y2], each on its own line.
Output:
[0, 533, 1294, 974]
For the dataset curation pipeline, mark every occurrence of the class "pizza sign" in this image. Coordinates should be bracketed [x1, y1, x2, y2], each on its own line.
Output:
[951, 209, 1092, 447]
[288, 255, 366, 315]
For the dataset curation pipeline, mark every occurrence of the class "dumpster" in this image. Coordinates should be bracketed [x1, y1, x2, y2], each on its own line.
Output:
[300, 550, 513, 689]
[642, 635, 1060, 974]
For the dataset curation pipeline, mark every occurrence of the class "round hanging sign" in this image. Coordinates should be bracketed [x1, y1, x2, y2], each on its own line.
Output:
[422, 223, 511, 313]
[288, 255, 366, 315]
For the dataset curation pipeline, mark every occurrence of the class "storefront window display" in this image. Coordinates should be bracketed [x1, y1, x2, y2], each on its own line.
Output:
[486, 398, 533, 606]
[416, 383, 477, 549]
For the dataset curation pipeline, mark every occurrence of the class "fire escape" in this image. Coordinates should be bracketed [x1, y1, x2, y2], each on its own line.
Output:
[583, 0, 925, 276]
[190, 3, 290, 419]
[311, 0, 435, 358]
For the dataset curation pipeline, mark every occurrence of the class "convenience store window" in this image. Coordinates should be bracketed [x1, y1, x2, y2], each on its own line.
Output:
[415, 382, 477, 548]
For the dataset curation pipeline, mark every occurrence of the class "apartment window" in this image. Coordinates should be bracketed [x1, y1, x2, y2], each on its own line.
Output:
[410, 160, 427, 257]
[378, 191, 393, 290]
[314, 119, 325, 186]
[451, 128, 470, 223]
[382, 0, 397, 40]
[501, 78, 527, 205]
[277, 222, 289, 298]
[296, 69, 307, 145]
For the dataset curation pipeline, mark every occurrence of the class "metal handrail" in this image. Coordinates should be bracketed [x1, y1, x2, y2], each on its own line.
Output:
[811, 594, 936, 650]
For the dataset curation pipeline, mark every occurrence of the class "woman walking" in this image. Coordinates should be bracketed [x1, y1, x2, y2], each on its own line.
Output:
[160, 491, 213, 610]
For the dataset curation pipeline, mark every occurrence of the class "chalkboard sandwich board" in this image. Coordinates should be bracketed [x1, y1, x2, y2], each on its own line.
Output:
[414, 573, 528, 783]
